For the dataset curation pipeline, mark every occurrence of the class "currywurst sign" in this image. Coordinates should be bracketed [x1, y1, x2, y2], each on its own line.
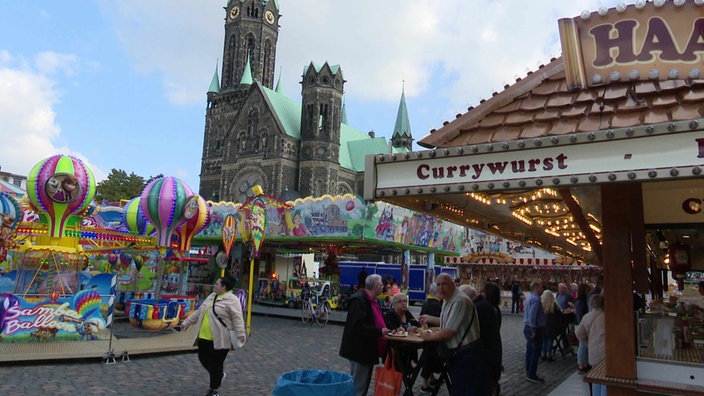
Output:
[370, 132, 704, 194]
[559, 1, 704, 89]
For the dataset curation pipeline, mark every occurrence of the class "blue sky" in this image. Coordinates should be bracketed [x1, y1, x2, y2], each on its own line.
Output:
[0, 0, 619, 195]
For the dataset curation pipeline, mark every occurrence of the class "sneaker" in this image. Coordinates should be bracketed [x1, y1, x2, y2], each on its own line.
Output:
[526, 376, 545, 383]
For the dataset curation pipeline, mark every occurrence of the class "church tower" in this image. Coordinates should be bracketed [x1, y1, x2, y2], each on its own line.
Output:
[199, 1, 280, 201]
[298, 62, 345, 197]
[221, 0, 279, 90]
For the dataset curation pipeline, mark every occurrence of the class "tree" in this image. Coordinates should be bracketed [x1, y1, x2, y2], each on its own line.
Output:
[95, 169, 161, 204]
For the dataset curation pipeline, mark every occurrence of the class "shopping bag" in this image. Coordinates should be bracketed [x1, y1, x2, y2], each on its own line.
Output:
[373, 348, 403, 396]
[230, 331, 245, 350]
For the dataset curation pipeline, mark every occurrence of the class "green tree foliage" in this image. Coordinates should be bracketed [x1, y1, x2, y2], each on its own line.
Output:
[95, 169, 162, 204]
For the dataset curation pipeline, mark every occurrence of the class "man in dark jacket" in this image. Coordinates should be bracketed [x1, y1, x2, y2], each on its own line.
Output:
[340, 274, 390, 396]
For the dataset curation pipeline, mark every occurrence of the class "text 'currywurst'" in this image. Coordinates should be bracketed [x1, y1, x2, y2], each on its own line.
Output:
[416, 153, 568, 180]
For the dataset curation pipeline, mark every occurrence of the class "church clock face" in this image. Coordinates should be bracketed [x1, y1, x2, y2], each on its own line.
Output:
[229, 6, 240, 20]
[234, 172, 264, 203]
[264, 10, 275, 24]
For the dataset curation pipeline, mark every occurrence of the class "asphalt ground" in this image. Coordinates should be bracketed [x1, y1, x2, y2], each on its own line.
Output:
[0, 306, 580, 395]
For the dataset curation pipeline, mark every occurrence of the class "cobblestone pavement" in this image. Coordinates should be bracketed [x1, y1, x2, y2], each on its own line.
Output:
[0, 308, 580, 395]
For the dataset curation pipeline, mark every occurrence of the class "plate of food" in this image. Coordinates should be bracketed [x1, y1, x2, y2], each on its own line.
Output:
[388, 330, 408, 337]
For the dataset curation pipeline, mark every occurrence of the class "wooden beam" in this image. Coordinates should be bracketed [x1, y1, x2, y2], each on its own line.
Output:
[558, 188, 603, 265]
[601, 183, 636, 380]
[629, 184, 650, 294]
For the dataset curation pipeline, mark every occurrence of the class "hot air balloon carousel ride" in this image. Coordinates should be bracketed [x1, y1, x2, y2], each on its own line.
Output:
[0, 155, 110, 343]
[122, 177, 208, 331]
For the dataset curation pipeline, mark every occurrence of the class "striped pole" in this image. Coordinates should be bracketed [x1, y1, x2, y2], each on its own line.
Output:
[105, 274, 117, 364]
[106, 274, 116, 327]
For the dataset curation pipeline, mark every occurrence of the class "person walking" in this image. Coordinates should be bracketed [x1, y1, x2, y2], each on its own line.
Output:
[339, 274, 390, 396]
[419, 273, 487, 395]
[180, 276, 246, 396]
[523, 281, 546, 383]
[511, 280, 522, 314]
[576, 294, 606, 396]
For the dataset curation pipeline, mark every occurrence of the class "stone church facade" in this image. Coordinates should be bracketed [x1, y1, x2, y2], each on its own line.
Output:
[199, 0, 413, 204]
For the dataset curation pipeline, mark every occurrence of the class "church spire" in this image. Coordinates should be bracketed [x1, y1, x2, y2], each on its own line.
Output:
[275, 69, 284, 93]
[208, 62, 221, 94]
[341, 99, 348, 125]
[391, 82, 413, 151]
[240, 52, 253, 86]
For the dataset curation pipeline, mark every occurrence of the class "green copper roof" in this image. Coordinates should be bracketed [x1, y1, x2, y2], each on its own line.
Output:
[261, 84, 301, 139]
[344, 136, 389, 171]
[303, 61, 343, 78]
[260, 83, 388, 172]
[393, 88, 412, 138]
[208, 64, 220, 94]
[240, 53, 253, 85]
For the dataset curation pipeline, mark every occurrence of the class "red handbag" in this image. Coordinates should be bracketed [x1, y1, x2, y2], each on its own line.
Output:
[373, 348, 403, 396]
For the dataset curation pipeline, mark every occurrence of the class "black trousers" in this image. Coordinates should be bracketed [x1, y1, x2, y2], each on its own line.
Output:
[197, 338, 230, 390]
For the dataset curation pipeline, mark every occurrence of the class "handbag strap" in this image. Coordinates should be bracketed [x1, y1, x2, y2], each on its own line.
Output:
[212, 295, 229, 329]
[453, 305, 476, 350]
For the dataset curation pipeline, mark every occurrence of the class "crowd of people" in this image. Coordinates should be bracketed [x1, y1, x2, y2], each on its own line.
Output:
[339, 272, 606, 395]
[168, 269, 607, 396]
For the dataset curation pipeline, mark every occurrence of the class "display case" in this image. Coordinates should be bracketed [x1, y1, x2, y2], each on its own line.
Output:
[636, 304, 704, 388]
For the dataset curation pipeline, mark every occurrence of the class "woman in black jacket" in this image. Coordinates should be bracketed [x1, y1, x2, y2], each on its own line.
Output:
[339, 274, 389, 396]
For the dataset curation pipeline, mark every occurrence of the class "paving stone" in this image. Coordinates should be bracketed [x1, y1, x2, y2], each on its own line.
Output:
[0, 306, 580, 395]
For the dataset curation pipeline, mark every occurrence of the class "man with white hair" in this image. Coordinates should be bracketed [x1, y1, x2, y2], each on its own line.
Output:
[419, 274, 487, 395]
[339, 274, 390, 396]
[458, 284, 477, 300]
[555, 282, 574, 310]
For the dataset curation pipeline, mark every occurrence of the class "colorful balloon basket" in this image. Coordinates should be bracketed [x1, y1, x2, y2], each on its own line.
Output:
[125, 297, 195, 331]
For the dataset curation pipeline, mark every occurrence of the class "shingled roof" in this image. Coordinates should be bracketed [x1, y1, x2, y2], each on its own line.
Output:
[419, 56, 704, 148]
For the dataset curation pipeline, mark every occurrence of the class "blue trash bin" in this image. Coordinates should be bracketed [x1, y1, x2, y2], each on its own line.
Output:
[272, 369, 354, 396]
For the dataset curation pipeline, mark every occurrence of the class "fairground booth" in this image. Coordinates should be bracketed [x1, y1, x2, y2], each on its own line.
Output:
[365, 1, 704, 394]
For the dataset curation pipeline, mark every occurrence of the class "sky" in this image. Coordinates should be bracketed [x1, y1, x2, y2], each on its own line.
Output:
[0, 0, 622, 195]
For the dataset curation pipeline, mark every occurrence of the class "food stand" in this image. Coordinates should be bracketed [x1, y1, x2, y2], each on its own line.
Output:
[364, 2, 704, 393]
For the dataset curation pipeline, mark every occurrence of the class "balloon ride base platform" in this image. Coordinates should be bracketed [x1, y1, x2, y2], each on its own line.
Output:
[0, 315, 198, 364]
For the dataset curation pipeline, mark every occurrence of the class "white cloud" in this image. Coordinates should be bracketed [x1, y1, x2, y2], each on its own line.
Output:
[102, 0, 619, 113]
[0, 56, 106, 181]
[34, 52, 79, 76]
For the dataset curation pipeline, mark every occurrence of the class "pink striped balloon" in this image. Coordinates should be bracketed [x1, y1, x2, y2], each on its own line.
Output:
[26, 155, 96, 238]
[139, 177, 193, 248]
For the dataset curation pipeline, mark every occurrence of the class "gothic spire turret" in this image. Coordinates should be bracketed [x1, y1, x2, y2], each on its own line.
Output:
[240, 52, 253, 86]
[208, 63, 221, 94]
[391, 83, 413, 151]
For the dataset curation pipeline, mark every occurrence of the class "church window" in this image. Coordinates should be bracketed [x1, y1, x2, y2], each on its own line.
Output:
[319, 103, 329, 133]
[263, 41, 272, 87]
[226, 36, 236, 87]
[247, 109, 259, 139]
[246, 3, 259, 18]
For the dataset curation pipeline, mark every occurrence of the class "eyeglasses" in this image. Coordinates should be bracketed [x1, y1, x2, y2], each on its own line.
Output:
[395, 300, 407, 304]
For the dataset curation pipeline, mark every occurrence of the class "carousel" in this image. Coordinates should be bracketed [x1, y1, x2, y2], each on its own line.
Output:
[0, 155, 212, 343]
